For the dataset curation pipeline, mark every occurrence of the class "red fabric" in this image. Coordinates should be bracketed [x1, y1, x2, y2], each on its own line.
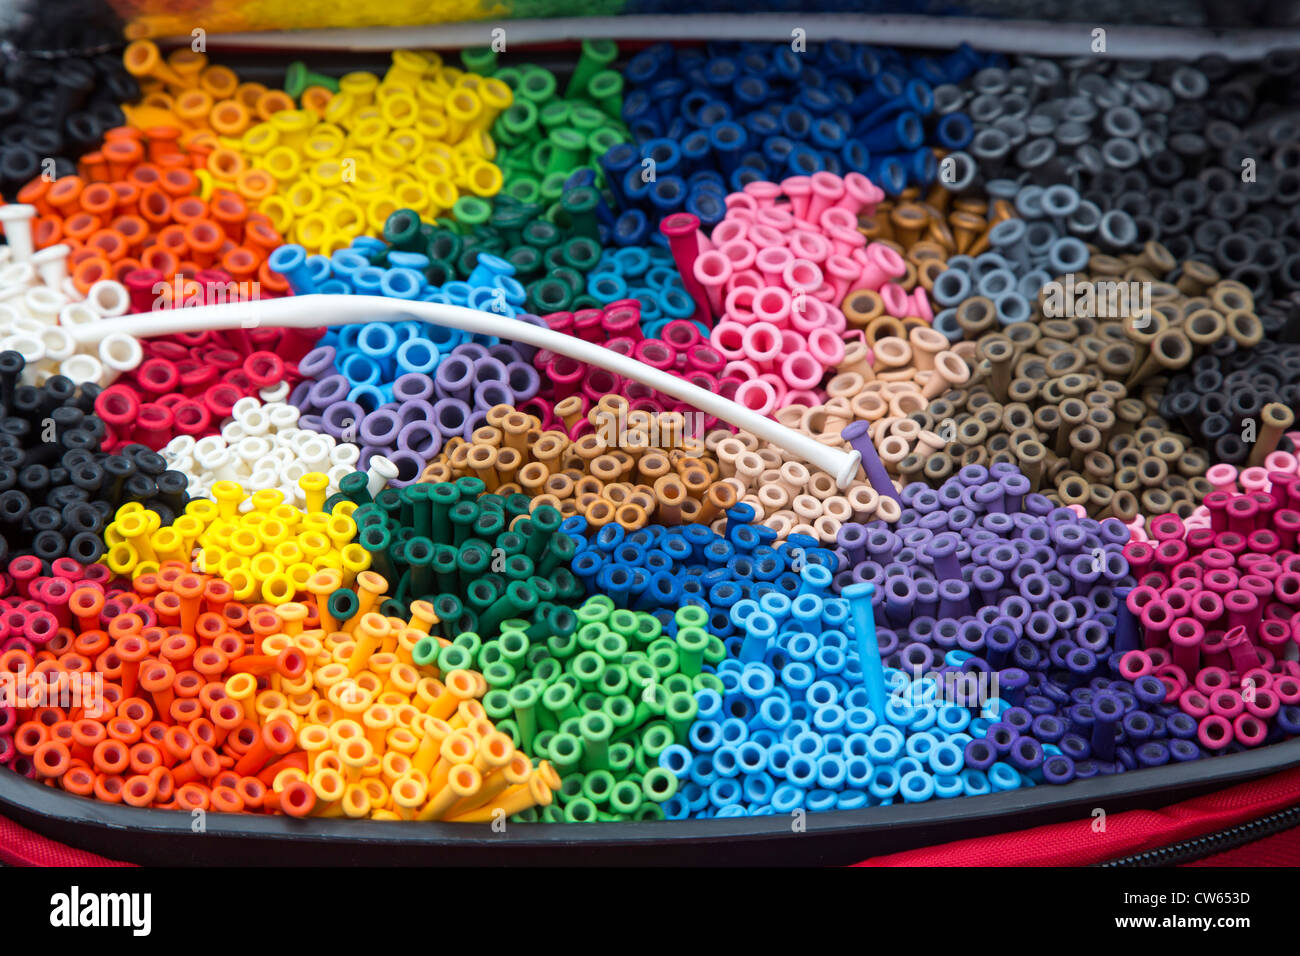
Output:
[0, 815, 133, 867]
[3, 770, 1298, 868]
[856, 766, 1300, 866]
[1183, 825, 1300, 866]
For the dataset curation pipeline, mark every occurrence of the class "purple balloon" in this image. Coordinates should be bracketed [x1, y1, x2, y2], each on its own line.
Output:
[505, 361, 540, 401]
[397, 399, 435, 427]
[473, 380, 513, 411]
[359, 408, 401, 447]
[393, 372, 434, 403]
[298, 345, 337, 379]
[463, 407, 489, 438]
[836, 524, 867, 563]
[307, 374, 351, 412]
[398, 420, 442, 458]
[385, 450, 425, 487]
[472, 357, 508, 386]
[322, 400, 365, 441]
[435, 356, 474, 402]
[431, 398, 470, 439]
[288, 378, 314, 410]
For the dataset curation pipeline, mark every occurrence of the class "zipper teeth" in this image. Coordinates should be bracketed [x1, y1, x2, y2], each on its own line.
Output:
[1100, 805, 1300, 867]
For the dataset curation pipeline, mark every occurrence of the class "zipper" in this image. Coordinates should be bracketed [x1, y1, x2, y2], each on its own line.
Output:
[1100, 805, 1300, 866]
